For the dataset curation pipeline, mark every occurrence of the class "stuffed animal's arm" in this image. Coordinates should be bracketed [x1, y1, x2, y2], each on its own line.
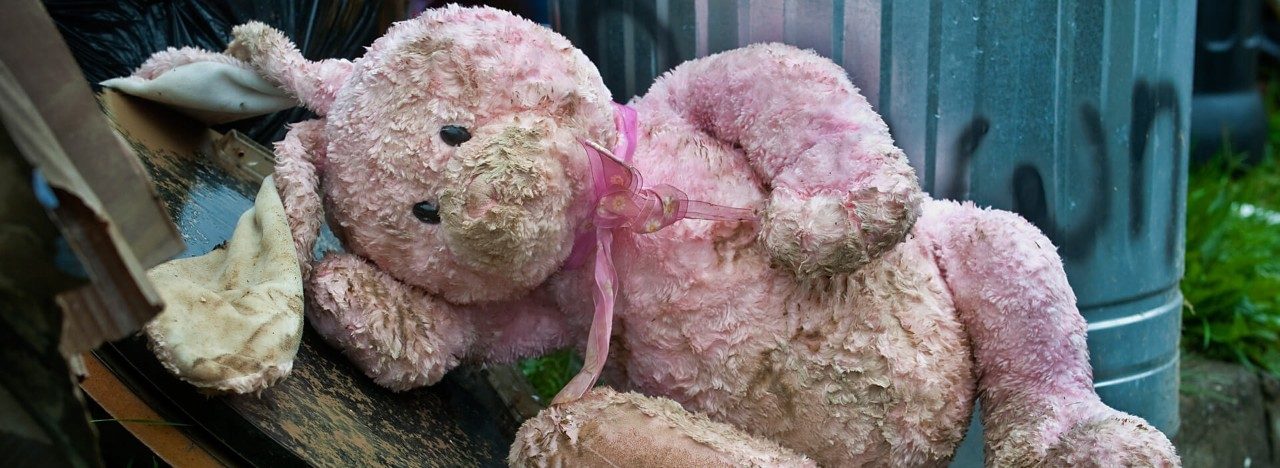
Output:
[650, 43, 924, 276]
[308, 254, 474, 390]
[467, 290, 582, 365]
[308, 254, 578, 391]
[273, 120, 326, 277]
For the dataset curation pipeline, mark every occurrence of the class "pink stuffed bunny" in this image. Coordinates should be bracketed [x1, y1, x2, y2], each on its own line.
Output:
[130, 6, 1179, 466]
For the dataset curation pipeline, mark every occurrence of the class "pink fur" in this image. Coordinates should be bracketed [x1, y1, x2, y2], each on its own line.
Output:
[155, 6, 1178, 466]
[915, 201, 1176, 465]
[272, 119, 327, 278]
[132, 46, 252, 79]
[308, 253, 583, 391]
[649, 43, 924, 276]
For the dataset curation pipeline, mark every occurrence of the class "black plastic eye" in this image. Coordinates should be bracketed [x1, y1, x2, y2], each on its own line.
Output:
[412, 201, 441, 224]
[440, 125, 471, 146]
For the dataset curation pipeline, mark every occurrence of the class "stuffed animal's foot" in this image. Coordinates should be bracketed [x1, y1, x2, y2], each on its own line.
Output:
[307, 254, 475, 391]
[1041, 410, 1180, 468]
[984, 402, 1180, 468]
[509, 387, 814, 467]
[917, 199, 1179, 466]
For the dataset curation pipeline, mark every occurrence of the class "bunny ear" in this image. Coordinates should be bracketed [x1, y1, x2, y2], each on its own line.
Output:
[225, 22, 353, 116]
[101, 47, 300, 125]
[101, 23, 354, 123]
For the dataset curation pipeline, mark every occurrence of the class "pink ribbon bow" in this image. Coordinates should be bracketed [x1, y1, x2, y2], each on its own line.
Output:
[551, 103, 758, 405]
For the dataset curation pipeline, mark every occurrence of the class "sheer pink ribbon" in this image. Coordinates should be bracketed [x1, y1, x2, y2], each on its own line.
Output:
[550, 103, 758, 405]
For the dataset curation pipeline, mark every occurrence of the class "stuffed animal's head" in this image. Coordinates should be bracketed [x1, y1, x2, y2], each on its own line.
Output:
[232, 6, 617, 304]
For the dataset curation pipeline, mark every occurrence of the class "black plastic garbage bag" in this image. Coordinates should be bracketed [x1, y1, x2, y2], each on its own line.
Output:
[45, 0, 405, 145]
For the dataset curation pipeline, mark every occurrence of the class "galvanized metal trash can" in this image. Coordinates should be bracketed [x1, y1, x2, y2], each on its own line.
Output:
[550, 1, 1193, 465]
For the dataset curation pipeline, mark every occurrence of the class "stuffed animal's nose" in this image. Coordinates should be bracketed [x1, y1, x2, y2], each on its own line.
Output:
[446, 127, 548, 195]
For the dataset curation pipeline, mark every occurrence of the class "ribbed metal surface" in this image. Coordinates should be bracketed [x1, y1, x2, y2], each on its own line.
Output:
[550, 1, 1194, 465]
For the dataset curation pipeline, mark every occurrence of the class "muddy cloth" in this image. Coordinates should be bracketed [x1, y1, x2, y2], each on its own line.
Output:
[145, 177, 303, 394]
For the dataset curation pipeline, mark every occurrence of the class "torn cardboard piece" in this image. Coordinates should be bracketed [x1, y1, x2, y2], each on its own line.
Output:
[1, 0, 182, 269]
[146, 177, 304, 394]
[0, 56, 167, 357]
[0, 0, 184, 356]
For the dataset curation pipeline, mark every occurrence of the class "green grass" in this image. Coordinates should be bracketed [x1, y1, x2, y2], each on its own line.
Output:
[518, 348, 582, 402]
[1180, 81, 1280, 374]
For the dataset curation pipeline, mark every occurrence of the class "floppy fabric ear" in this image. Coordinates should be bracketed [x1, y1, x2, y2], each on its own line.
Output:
[100, 46, 300, 125]
[224, 21, 353, 117]
[101, 21, 356, 124]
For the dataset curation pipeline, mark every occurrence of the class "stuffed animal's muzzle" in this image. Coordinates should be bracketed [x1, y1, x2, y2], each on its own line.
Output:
[435, 124, 575, 295]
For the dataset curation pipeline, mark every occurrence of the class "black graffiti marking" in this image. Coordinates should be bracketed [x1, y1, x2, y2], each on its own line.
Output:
[956, 80, 1182, 262]
[944, 116, 990, 200]
[1129, 80, 1183, 259]
[1012, 104, 1111, 260]
[1011, 164, 1046, 225]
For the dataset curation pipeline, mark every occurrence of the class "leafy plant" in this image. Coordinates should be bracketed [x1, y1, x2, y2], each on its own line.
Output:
[1180, 86, 1280, 373]
[518, 348, 582, 402]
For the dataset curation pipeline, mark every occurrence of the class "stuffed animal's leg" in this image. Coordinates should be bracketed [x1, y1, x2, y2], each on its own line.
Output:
[509, 387, 815, 467]
[915, 200, 1178, 467]
[273, 119, 326, 278]
[643, 43, 923, 276]
[308, 254, 476, 391]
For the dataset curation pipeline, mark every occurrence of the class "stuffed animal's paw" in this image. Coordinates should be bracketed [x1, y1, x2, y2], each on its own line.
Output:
[307, 254, 474, 391]
[762, 184, 919, 277]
